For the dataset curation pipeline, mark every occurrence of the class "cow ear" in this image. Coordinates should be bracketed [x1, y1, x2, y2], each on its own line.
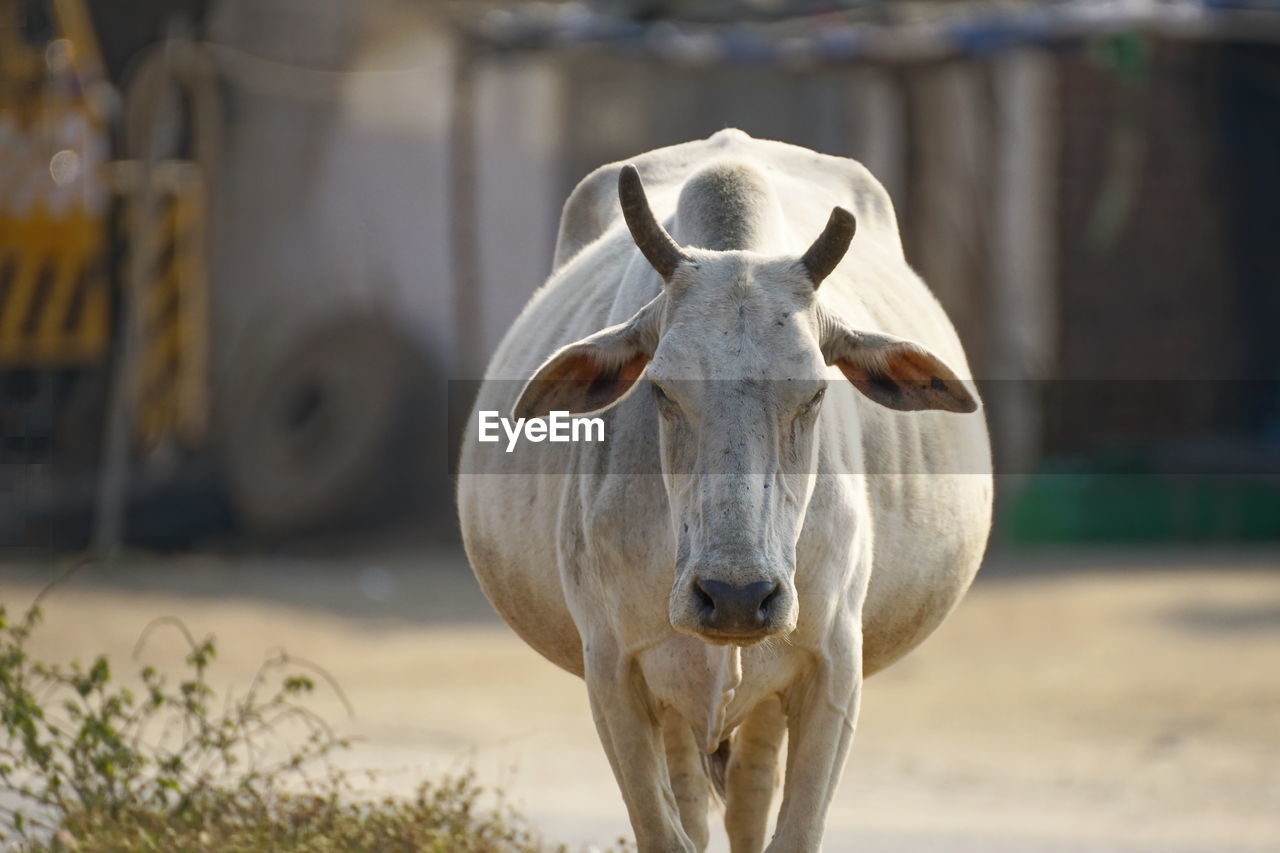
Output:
[823, 323, 978, 414]
[513, 299, 660, 419]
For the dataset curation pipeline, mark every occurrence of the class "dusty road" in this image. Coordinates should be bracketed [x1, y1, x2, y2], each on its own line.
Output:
[2, 545, 1277, 852]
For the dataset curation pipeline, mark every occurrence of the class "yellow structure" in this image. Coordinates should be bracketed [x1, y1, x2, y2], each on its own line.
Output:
[0, 0, 208, 449]
[114, 162, 210, 447]
[0, 0, 111, 367]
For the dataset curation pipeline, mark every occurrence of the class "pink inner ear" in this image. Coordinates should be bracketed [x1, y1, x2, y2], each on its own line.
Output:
[525, 349, 649, 416]
[835, 342, 976, 413]
[551, 350, 646, 387]
[580, 353, 648, 403]
[835, 346, 910, 383]
[551, 350, 609, 382]
[615, 355, 648, 386]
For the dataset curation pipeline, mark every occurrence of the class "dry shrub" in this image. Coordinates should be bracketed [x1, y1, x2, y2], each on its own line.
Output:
[0, 604, 627, 853]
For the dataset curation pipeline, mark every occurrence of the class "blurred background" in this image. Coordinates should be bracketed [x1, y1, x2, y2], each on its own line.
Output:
[4, 0, 1280, 548]
[1, 1, 1277, 851]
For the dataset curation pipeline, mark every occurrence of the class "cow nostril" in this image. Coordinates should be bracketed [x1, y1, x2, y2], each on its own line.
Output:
[758, 582, 780, 616]
[693, 580, 715, 615]
[692, 578, 782, 633]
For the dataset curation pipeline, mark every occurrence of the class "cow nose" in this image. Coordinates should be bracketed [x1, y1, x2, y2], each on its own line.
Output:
[694, 578, 780, 634]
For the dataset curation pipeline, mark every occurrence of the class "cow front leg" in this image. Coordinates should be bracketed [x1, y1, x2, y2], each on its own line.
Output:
[724, 695, 786, 853]
[766, 625, 862, 853]
[586, 640, 698, 853]
[661, 708, 711, 851]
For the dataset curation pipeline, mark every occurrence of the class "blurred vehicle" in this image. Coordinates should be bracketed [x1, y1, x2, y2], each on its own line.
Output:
[0, 0, 216, 547]
[1, 0, 441, 548]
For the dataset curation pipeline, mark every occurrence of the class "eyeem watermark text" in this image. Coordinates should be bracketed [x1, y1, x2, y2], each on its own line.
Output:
[478, 410, 605, 452]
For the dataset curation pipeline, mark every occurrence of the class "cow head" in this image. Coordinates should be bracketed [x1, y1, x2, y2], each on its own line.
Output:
[514, 165, 977, 645]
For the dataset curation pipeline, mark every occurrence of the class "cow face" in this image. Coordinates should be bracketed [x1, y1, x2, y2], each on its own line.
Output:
[644, 254, 826, 644]
[513, 166, 976, 646]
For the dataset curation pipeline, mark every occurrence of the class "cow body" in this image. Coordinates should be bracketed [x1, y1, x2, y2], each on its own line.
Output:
[457, 129, 992, 852]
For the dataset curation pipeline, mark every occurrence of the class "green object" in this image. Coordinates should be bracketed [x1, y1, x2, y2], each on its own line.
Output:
[1006, 470, 1280, 544]
[1085, 31, 1150, 86]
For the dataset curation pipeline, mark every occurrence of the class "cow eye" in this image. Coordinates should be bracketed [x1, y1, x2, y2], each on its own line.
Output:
[798, 388, 825, 415]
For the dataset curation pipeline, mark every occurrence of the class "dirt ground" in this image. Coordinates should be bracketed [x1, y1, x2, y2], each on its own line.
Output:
[1, 544, 1277, 852]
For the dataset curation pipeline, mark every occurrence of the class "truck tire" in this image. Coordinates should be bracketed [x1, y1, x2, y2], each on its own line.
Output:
[223, 314, 428, 536]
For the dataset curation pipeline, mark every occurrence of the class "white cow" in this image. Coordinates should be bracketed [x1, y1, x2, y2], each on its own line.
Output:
[457, 129, 992, 852]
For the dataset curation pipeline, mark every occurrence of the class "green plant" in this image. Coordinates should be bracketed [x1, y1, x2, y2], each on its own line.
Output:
[0, 602, 614, 852]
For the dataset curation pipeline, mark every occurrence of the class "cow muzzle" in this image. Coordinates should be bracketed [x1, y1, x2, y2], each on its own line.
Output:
[670, 571, 798, 645]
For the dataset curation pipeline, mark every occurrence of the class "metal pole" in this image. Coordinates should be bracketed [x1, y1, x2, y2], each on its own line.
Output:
[989, 48, 1058, 481]
[450, 34, 484, 382]
[93, 162, 155, 553]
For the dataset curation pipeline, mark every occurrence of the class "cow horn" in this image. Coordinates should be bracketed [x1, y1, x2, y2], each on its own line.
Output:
[619, 164, 688, 282]
[801, 207, 857, 287]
